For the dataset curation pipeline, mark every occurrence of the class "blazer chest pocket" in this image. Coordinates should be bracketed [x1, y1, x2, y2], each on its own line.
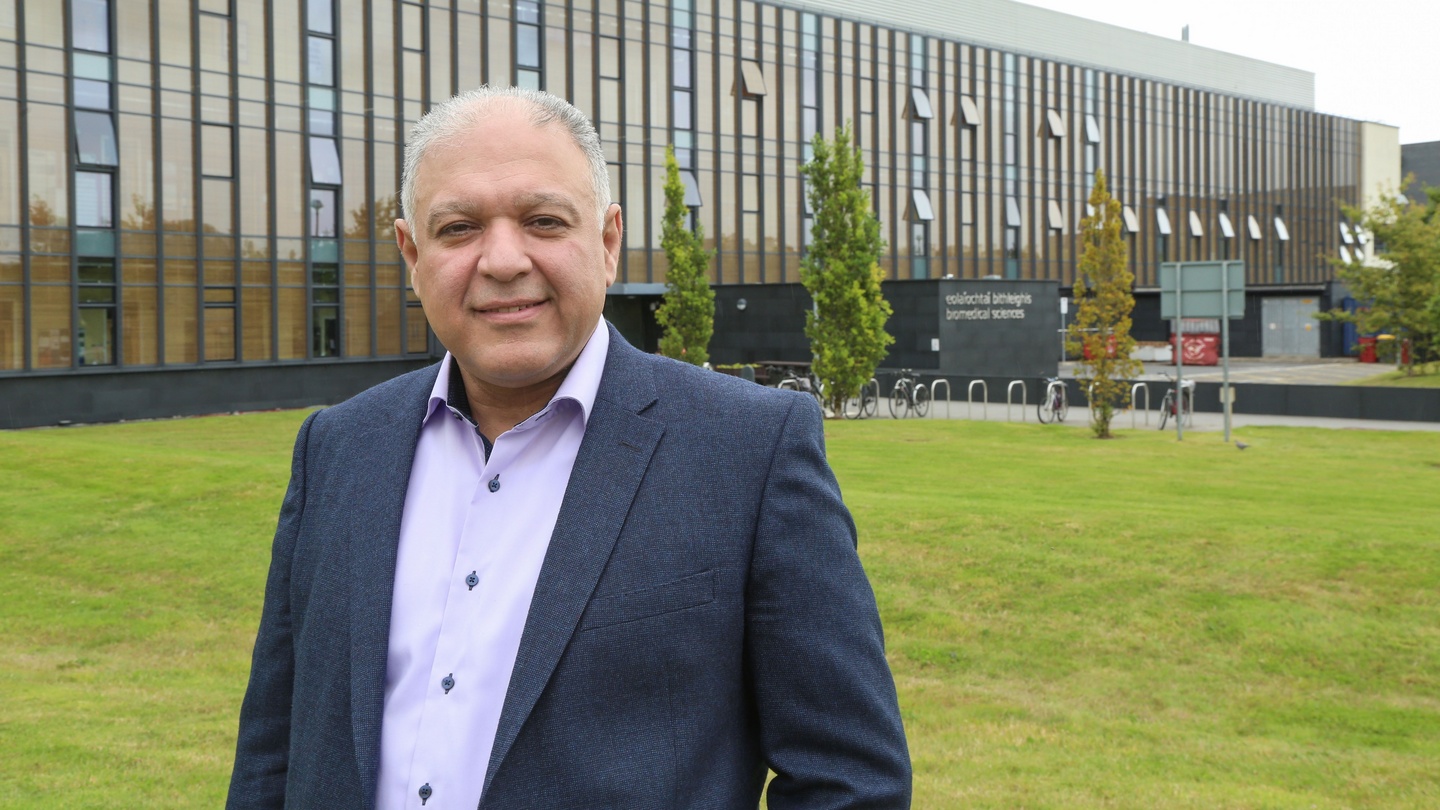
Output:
[580, 569, 716, 632]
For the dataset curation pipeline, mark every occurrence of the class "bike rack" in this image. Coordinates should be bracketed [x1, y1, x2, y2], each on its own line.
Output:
[1006, 380, 1027, 422]
[930, 378, 951, 418]
[777, 379, 797, 391]
[967, 380, 988, 421]
[1130, 382, 1151, 428]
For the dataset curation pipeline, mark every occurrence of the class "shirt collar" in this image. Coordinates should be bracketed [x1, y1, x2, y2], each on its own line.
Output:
[422, 319, 610, 430]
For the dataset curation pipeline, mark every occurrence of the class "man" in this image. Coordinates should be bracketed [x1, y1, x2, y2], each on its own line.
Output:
[227, 86, 910, 810]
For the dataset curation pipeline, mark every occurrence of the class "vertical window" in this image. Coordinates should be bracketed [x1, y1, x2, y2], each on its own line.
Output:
[311, 263, 340, 357]
[77, 258, 117, 366]
[516, 0, 542, 89]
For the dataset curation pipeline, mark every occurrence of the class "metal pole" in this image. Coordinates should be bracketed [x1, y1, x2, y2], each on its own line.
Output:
[1175, 266, 1184, 441]
[1221, 261, 1232, 443]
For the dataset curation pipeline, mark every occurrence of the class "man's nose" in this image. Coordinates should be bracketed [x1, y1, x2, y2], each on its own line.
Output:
[475, 221, 530, 281]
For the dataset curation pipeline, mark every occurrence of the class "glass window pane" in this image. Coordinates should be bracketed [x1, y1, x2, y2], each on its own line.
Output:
[308, 35, 333, 85]
[72, 0, 110, 53]
[309, 107, 335, 135]
[74, 77, 110, 109]
[673, 47, 690, 89]
[75, 171, 113, 227]
[517, 25, 540, 69]
[309, 188, 335, 237]
[79, 257, 116, 284]
[308, 136, 341, 185]
[308, 0, 333, 34]
[672, 89, 690, 129]
[78, 305, 116, 365]
[516, 0, 540, 24]
[73, 52, 111, 80]
[75, 110, 119, 166]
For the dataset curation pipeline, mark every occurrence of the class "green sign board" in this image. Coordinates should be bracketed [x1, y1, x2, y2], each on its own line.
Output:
[1159, 261, 1246, 319]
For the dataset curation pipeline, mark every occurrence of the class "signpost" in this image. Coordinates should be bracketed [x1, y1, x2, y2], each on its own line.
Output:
[1159, 261, 1246, 441]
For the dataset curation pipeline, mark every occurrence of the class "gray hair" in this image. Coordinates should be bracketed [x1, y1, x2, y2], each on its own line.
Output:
[400, 86, 612, 231]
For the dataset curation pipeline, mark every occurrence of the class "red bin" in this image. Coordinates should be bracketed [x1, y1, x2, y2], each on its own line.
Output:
[1358, 336, 1377, 363]
[1169, 334, 1219, 366]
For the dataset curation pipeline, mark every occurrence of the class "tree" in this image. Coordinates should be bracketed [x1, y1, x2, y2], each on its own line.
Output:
[1066, 170, 1143, 438]
[800, 122, 893, 416]
[1319, 176, 1440, 374]
[655, 145, 715, 366]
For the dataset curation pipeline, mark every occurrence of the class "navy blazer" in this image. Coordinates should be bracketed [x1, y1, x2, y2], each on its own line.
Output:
[227, 324, 911, 809]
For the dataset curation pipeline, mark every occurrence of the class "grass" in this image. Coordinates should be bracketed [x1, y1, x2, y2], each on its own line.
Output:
[3, 412, 1439, 808]
[1347, 361, 1440, 387]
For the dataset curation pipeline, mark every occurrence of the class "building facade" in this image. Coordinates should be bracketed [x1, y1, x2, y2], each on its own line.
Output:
[0, 0, 1398, 427]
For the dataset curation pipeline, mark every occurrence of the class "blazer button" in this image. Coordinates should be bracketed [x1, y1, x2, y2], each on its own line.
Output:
[441, 673, 455, 694]
[488, 475, 500, 493]
[419, 783, 432, 805]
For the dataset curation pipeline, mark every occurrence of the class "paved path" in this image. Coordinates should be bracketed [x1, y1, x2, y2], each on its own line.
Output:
[900, 357, 1438, 433]
[912, 398, 1440, 433]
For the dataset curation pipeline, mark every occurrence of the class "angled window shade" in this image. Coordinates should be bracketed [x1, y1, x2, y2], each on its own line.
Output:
[908, 88, 933, 120]
[1218, 211, 1234, 239]
[907, 189, 935, 222]
[958, 95, 980, 127]
[1084, 114, 1100, 144]
[1045, 109, 1065, 138]
[1339, 222, 1354, 244]
[1188, 210, 1204, 238]
[1005, 197, 1022, 227]
[1247, 215, 1263, 240]
[1121, 205, 1140, 234]
[1156, 208, 1172, 236]
[1047, 200, 1063, 231]
[738, 61, 767, 97]
[1274, 217, 1290, 241]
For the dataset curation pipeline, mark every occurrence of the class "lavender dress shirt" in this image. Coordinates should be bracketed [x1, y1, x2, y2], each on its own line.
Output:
[375, 321, 609, 810]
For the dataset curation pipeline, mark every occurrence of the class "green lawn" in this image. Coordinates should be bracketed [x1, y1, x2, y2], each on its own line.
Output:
[3, 413, 1438, 808]
[1347, 361, 1440, 387]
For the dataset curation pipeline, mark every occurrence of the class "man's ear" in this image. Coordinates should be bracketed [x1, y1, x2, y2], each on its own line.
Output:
[396, 219, 421, 296]
[602, 204, 623, 287]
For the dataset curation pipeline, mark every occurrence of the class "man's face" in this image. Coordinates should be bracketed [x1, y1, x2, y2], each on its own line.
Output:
[396, 102, 621, 395]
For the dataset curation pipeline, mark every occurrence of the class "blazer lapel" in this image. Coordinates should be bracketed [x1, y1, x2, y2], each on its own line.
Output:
[482, 330, 663, 797]
[347, 367, 438, 810]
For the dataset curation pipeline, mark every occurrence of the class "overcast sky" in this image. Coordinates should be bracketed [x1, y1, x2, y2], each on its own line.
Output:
[1018, 0, 1438, 144]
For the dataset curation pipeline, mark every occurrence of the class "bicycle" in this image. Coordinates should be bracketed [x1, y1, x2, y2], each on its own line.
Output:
[888, 369, 930, 419]
[777, 368, 827, 415]
[1036, 377, 1069, 424]
[843, 378, 881, 420]
[1157, 375, 1196, 430]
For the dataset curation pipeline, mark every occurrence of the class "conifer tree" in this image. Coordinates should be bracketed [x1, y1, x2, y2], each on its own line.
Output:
[656, 145, 715, 365]
[800, 123, 893, 416]
[1068, 170, 1143, 438]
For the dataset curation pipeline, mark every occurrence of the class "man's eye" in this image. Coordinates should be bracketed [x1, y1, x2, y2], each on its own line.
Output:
[530, 216, 565, 230]
[438, 222, 473, 236]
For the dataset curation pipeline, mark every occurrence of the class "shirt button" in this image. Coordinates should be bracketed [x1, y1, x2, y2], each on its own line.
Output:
[419, 783, 433, 805]
[466, 571, 479, 590]
[488, 475, 501, 493]
[441, 673, 455, 693]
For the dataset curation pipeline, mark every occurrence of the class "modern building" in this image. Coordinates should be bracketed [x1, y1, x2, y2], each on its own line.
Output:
[0, 0, 1400, 427]
[1401, 140, 1440, 204]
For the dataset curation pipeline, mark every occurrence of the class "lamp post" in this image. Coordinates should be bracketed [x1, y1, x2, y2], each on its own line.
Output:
[311, 197, 324, 237]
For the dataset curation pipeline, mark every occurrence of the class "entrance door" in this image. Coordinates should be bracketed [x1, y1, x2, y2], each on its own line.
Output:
[1260, 296, 1320, 357]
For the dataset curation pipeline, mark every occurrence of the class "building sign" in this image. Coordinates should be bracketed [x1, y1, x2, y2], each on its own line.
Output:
[935, 279, 1060, 378]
